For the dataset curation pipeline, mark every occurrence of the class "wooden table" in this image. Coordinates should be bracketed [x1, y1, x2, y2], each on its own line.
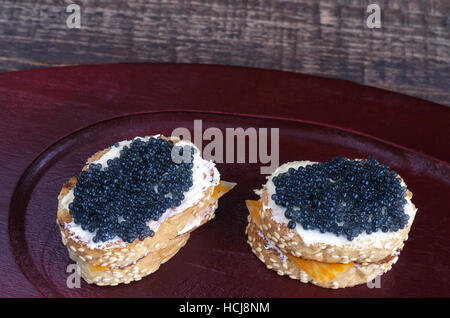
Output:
[1, 0, 449, 105]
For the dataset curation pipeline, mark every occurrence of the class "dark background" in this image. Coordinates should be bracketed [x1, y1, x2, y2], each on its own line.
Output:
[1, 0, 449, 105]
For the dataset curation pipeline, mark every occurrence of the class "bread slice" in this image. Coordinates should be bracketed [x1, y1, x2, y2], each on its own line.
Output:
[70, 232, 190, 286]
[57, 135, 235, 285]
[245, 159, 416, 288]
[252, 160, 417, 264]
[246, 218, 398, 289]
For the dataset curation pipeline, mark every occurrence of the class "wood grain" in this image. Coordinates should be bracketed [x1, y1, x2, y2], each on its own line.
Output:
[0, 0, 449, 105]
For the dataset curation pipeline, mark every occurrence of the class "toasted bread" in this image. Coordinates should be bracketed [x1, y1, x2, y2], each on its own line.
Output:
[253, 161, 416, 264]
[57, 135, 235, 285]
[70, 232, 190, 286]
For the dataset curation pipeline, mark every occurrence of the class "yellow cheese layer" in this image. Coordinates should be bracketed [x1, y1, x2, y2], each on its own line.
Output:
[211, 180, 236, 200]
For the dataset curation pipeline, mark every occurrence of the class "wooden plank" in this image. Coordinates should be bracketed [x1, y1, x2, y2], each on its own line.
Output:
[0, 0, 448, 105]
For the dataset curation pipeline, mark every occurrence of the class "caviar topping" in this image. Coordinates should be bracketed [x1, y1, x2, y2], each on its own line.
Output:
[69, 137, 195, 244]
[271, 157, 409, 240]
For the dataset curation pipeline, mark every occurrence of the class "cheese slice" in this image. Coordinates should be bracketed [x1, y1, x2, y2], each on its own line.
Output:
[89, 264, 108, 274]
[211, 180, 237, 200]
[245, 199, 353, 283]
[286, 254, 353, 283]
[245, 200, 262, 225]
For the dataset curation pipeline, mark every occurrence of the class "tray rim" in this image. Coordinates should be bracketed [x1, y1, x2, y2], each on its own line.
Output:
[1, 62, 449, 110]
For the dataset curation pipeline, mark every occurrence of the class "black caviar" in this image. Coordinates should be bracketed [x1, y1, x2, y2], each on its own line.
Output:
[69, 137, 195, 243]
[271, 156, 409, 240]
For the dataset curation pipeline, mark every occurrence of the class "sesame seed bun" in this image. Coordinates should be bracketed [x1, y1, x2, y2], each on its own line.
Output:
[246, 159, 417, 288]
[57, 135, 234, 286]
[70, 232, 190, 286]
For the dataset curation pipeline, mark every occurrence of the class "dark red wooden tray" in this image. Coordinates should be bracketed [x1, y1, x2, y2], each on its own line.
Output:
[7, 111, 450, 297]
[1, 64, 449, 298]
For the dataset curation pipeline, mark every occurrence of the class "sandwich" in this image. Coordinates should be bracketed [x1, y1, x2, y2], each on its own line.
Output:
[246, 156, 417, 288]
[57, 135, 235, 286]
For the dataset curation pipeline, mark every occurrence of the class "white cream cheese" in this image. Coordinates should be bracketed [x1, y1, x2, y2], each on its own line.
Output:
[177, 218, 203, 236]
[61, 136, 220, 250]
[89, 135, 160, 168]
[260, 160, 417, 247]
